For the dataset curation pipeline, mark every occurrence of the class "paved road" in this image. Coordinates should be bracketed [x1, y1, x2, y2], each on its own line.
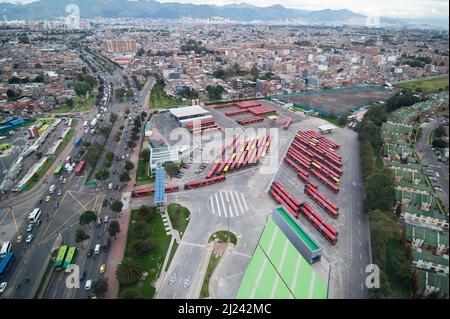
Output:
[416, 119, 449, 209]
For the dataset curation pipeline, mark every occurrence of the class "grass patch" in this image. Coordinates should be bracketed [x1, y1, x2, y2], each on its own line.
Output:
[120, 209, 172, 299]
[208, 230, 237, 245]
[374, 154, 384, 170]
[149, 83, 183, 109]
[51, 93, 96, 114]
[395, 75, 449, 94]
[318, 114, 346, 128]
[167, 203, 191, 237]
[164, 241, 178, 272]
[199, 253, 221, 299]
[136, 158, 152, 185]
[25, 119, 78, 191]
[33, 250, 58, 299]
[385, 239, 412, 299]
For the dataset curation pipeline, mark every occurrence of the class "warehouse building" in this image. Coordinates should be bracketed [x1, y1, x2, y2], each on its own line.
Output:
[169, 105, 212, 127]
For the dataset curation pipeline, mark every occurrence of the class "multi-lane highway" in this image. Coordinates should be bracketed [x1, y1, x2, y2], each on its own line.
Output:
[1, 45, 153, 299]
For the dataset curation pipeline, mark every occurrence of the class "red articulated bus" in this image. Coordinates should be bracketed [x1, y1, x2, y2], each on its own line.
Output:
[132, 188, 153, 198]
[304, 186, 338, 219]
[297, 171, 309, 183]
[284, 118, 292, 130]
[271, 185, 300, 214]
[206, 162, 219, 178]
[310, 169, 339, 193]
[75, 160, 86, 175]
[287, 152, 310, 170]
[184, 175, 226, 190]
[268, 190, 299, 217]
[272, 182, 302, 208]
[284, 157, 303, 173]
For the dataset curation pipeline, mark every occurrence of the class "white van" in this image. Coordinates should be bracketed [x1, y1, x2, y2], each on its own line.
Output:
[94, 244, 100, 255]
[49, 184, 56, 194]
[0, 241, 12, 258]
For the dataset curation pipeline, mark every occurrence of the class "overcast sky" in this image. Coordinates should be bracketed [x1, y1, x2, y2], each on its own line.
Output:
[1, 0, 449, 19]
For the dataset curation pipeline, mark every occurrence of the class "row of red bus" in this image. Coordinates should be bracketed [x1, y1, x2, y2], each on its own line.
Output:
[304, 184, 338, 219]
[206, 135, 271, 177]
[225, 109, 250, 117]
[268, 181, 338, 245]
[294, 133, 343, 170]
[184, 175, 226, 190]
[185, 119, 215, 129]
[298, 130, 340, 149]
[131, 185, 180, 198]
[238, 117, 263, 125]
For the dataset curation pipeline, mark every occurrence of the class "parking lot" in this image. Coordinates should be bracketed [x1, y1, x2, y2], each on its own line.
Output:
[156, 105, 370, 299]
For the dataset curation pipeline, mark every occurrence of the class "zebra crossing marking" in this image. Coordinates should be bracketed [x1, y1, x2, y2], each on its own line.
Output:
[209, 191, 248, 218]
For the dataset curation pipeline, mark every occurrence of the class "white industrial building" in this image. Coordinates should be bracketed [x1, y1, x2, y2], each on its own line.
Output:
[169, 105, 212, 127]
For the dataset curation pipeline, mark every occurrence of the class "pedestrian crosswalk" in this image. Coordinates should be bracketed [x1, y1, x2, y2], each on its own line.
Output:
[209, 191, 248, 218]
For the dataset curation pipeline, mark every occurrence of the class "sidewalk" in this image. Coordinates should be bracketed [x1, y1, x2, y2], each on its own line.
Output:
[209, 243, 235, 299]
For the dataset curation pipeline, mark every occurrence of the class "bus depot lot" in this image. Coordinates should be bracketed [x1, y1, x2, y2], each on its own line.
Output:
[157, 116, 370, 299]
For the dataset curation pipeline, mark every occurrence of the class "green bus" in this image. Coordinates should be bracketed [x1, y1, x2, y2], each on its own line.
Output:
[54, 245, 68, 270]
[54, 164, 63, 175]
[63, 246, 77, 269]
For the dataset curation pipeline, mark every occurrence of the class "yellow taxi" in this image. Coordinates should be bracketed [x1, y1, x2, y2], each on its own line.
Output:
[16, 235, 23, 244]
[99, 264, 106, 274]
[62, 178, 67, 184]
[45, 195, 52, 202]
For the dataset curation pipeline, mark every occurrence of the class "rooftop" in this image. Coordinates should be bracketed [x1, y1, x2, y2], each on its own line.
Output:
[168, 105, 209, 118]
[236, 218, 327, 299]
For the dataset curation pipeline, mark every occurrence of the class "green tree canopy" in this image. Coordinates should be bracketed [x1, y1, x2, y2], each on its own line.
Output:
[79, 210, 97, 226]
[110, 200, 124, 213]
[75, 229, 90, 243]
[364, 170, 395, 213]
[108, 220, 121, 238]
[116, 259, 143, 286]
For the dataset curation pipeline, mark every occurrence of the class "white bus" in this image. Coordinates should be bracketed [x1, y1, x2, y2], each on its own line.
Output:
[0, 241, 11, 258]
[28, 208, 41, 224]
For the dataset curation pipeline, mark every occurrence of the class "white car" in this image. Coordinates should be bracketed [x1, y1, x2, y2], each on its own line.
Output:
[0, 282, 7, 294]
[168, 272, 176, 285]
[26, 224, 33, 232]
[108, 183, 113, 190]
[85, 279, 92, 290]
[435, 172, 440, 177]
[25, 234, 33, 243]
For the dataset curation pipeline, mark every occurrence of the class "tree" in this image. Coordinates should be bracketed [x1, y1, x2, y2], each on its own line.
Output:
[65, 98, 74, 108]
[79, 210, 97, 226]
[95, 169, 110, 181]
[358, 120, 381, 148]
[125, 109, 130, 115]
[137, 48, 145, 57]
[137, 205, 155, 222]
[250, 64, 259, 80]
[74, 81, 91, 98]
[365, 104, 387, 127]
[364, 170, 395, 213]
[125, 160, 134, 171]
[360, 141, 374, 182]
[131, 240, 155, 256]
[86, 143, 102, 168]
[75, 229, 89, 243]
[92, 278, 108, 297]
[205, 85, 225, 100]
[132, 220, 148, 239]
[18, 35, 29, 44]
[163, 161, 179, 177]
[140, 148, 150, 161]
[120, 170, 131, 182]
[119, 287, 142, 299]
[127, 140, 136, 148]
[368, 270, 391, 299]
[116, 259, 143, 286]
[110, 200, 124, 213]
[6, 89, 16, 100]
[83, 140, 91, 148]
[108, 220, 121, 238]
[106, 151, 115, 162]
[35, 63, 42, 69]
[432, 138, 448, 148]
[434, 125, 446, 139]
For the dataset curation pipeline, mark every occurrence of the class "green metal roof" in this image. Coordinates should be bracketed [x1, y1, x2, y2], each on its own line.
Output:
[418, 270, 449, 295]
[275, 206, 319, 251]
[412, 249, 449, 267]
[406, 225, 449, 248]
[236, 218, 327, 299]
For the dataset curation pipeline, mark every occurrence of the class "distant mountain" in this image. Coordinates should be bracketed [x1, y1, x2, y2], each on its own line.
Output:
[0, 0, 363, 22]
[0, 0, 444, 28]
